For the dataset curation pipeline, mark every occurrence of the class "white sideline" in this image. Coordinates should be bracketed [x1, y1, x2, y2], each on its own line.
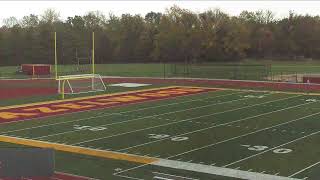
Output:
[153, 106, 320, 161]
[152, 159, 299, 180]
[113, 111, 320, 179]
[224, 129, 320, 167]
[102, 75, 320, 86]
[0, 91, 242, 134]
[117, 95, 304, 152]
[152, 171, 199, 180]
[289, 161, 320, 177]
[71, 93, 293, 145]
[32, 92, 259, 140]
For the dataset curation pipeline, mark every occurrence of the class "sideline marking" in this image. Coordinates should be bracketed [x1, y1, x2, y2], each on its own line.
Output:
[0, 135, 157, 164]
[0, 86, 217, 123]
[153, 172, 198, 180]
[151, 159, 299, 180]
[35, 92, 261, 141]
[224, 129, 320, 167]
[116, 95, 306, 152]
[0, 86, 177, 110]
[72, 93, 282, 146]
[289, 161, 320, 177]
[181, 85, 320, 96]
[0, 89, 239, 134]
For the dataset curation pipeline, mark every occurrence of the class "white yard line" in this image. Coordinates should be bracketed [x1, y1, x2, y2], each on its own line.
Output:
[289, 161, 320, 177]
[71, 93, 292, 145]
[113, 163, 148, 176]
[114, 109, 320, 179]
[153, 172, 199, 180]
[114, 174, 144, 180]
[224, 130, 320, 167]
[0, 89, 238, 130]
[152, 159, 299, 180]
[163, 111, 320, 161]
[33, 93, 266, 141]
[114, 158, 300, 180]
[1, 91, 244, 135]
[117, 95, 306, 152]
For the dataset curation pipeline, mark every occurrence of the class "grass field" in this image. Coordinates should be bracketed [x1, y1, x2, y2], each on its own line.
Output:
[1, 83, 320, 179]
[2, 60, 320, 81]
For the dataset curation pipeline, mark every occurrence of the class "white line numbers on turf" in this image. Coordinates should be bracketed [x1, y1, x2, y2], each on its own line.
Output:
[73, 125, 107, 131]
[148, 134, 189, 142]
[240, 144, 292, 154]
[243, 95, 265, 98]
[306, 99, 317, 102]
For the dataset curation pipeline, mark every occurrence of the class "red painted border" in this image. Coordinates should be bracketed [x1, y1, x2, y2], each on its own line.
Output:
[105, 77, 320, 92]
[0, 87, 217, 124]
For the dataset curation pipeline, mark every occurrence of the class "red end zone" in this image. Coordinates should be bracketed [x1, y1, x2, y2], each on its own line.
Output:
[0, 86, 218, 124]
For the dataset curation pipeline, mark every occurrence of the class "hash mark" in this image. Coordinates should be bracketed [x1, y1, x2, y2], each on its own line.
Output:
[240, 144, 250, 147]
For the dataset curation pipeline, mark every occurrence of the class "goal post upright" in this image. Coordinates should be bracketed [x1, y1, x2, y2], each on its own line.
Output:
[92, 32, 95, 75]
[92, 32, 95, 89]
[54, 31, 105, 99]
[54, 32, 58, 80]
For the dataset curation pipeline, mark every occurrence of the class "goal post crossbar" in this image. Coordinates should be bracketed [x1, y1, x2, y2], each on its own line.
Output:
[57, 74, 107, 99]
[57, 74, 99, 81]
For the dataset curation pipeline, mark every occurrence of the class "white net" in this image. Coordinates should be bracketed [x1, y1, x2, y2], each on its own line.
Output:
[58, 74, 106, 95]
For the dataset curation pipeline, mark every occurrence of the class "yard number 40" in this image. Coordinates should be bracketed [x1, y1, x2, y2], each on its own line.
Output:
[148, 134, 189, 141]
[73, 125, 107, 131]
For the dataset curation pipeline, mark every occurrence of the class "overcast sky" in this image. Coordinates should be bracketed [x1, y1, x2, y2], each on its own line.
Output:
[1, 1, 320, 25]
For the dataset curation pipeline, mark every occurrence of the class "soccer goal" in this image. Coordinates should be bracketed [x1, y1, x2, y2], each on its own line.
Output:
[57, 74, 106, 99]
[54, 32, 107, 99]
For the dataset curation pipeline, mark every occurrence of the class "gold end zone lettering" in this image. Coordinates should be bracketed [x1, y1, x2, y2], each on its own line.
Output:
[106, 95, 147, 102]
[78, 101, 115, 106]
[23, 107, 68, 113]
[94, 99, 119, 105]
[53, 103, 95, 109]
[0, 86, 215, 123]
[139, 92, 170, 97]
[138, 87, 206, 97]
[157, 90, 188, 95]
[0, 112, 38, 120]
[175, 88, 205, 92]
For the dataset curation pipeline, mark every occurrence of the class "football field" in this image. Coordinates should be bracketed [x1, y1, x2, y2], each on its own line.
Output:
[0, 85, 320, 179]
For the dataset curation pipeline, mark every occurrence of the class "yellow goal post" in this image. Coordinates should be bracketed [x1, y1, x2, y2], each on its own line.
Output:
[57, 74, 107, 99]
[54, 32, 95, 79]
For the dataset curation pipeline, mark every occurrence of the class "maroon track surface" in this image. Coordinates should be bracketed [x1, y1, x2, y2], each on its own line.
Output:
[0, 88, 56, 100]
[105, 77, 320, 92]
[0, 79, 56, 100]
[0, 77, 319, 101]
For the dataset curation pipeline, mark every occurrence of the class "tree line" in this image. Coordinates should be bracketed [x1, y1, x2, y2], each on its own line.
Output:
[1, 6, 320, 66]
